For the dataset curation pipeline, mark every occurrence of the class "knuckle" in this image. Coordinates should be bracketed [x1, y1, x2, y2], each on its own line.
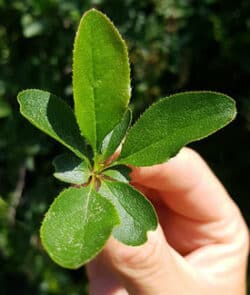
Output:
[115, 230, 164, 272]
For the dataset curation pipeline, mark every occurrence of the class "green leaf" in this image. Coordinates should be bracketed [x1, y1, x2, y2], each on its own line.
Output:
[18, 89, 87, 161]
[99, 181, 158, 245]
[73, 9, 131, 150]
[103, 165, 131, 183]
[53, 153, 91, 185]
[118, 91, 236, 166]
[101, 109, 132, 160]
[40, 187, 120, 269]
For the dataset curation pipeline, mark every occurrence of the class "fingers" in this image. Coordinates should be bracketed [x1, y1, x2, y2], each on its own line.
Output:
[88, 226, 201, 295]
[131, 147, 237, 222]
[130, 147, 249, 293]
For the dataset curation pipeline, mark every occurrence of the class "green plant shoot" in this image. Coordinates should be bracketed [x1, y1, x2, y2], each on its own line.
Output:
[17, 9, 236, 269]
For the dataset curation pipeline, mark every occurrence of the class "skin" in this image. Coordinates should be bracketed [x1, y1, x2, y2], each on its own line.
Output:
[87, 148, 249, 295]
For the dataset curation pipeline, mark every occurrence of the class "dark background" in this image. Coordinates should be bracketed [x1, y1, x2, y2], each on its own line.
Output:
[0, 0, 249, 294]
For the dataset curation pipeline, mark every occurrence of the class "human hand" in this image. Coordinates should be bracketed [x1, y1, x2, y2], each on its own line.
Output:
[87, 148, 249, 295]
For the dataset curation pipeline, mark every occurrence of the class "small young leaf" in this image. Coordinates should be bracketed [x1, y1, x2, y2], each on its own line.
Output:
[99, 181, 158, 246]
[101, 109, 132, 160]
[118, 91, 236, 166]
[40, 187, 120, 269]
[103, 165, 131, 183]
[18, 89, 87, 161]
[73, 9, 131, 150]
[53, 153, 91, 185]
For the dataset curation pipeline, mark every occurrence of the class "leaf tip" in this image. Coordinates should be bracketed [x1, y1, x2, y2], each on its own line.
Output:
[80, 8, 109, 24]
[17, 88, 36, 112]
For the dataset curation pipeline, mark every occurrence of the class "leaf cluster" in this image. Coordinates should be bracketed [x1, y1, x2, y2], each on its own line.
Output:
[17, 9, 236, 269]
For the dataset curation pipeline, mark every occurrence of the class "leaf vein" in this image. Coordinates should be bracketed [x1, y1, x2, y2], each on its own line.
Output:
[90, 21, 97, 149]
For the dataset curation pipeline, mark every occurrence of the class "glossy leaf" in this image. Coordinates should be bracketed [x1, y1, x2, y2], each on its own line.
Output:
[73, 9, 131, 150]
[101, 109, 131, 160]
[100, 181, 157, 245]
[18, 89, 87, 160]
[40, 187, 120, 269]
[53, 153, 91, 185]
[118, 91, 236, 166]
[103, 165, 131, 183]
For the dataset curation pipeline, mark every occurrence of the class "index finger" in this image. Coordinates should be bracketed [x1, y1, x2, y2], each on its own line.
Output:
[130, 148, 238, 222]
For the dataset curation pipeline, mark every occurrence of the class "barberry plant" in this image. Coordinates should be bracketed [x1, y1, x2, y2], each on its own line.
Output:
[17, 9, 236, 269]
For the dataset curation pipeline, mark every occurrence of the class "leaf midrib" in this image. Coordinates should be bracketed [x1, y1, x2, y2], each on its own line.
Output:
[82, 187, 91, 233]
[89, 21, 97, 150]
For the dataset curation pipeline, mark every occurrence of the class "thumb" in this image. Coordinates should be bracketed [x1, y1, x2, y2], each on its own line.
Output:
[94, 226, 200, 294]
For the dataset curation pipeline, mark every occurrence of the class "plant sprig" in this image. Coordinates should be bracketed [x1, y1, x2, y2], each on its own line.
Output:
[17, 9, 236, 269]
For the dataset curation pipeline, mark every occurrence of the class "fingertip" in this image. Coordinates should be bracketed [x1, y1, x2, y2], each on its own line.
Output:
[130, 147, 202, 192]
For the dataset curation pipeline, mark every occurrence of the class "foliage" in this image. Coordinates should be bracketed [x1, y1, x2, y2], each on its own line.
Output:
[18, 9, 235, 269]
[0, 0, 249, 293]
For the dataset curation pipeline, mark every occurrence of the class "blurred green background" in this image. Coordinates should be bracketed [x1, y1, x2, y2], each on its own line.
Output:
[0, 0, 249, 294]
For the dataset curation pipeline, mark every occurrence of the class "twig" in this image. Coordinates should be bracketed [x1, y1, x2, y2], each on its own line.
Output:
[8, 166, 26, 225]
